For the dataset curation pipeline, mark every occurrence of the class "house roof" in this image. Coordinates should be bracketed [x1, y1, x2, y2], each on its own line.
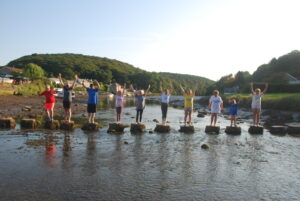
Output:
[0, 66, 23, 74]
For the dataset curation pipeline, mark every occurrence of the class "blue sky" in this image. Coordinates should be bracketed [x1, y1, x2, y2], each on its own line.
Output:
[1, 0, 300, 80]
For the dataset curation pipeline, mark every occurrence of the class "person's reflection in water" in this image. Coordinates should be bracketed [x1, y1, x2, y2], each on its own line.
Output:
[62, 132, 73, 169]
[45, 133, 57, 168]
[85, 132, 98, 176]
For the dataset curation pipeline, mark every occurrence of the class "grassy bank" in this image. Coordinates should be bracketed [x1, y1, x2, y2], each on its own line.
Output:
[224, 93, 300, 111]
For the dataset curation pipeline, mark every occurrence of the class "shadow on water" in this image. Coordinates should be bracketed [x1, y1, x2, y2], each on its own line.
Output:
[0, 96, 300, 200]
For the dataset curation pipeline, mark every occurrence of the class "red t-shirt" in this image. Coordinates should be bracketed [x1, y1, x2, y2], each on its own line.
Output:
[40, 90, 56, 103]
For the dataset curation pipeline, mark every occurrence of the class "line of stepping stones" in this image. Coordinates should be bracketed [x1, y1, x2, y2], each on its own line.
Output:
[0, 117, 300, 136]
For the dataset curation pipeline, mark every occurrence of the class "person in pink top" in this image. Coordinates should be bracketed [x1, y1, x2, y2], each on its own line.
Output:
[39, 84, 57, 121]
[115, 83, 126, 123]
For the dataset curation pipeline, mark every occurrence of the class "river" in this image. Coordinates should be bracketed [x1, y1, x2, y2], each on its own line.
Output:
[0, 97, 300, 201]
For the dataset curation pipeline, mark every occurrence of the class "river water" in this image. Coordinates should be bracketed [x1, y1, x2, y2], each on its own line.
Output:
[0, 97, 300, 201]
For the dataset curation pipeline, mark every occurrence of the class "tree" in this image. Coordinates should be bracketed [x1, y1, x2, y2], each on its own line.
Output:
[23, 63, 46, 80]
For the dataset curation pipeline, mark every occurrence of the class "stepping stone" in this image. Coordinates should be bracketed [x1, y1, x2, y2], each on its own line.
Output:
[287, 124, 300, 135]
[179, 125, 195, 133]
[205, 126, 220, 134]
[21, 119, 39, 129]
[60, 120, 76, 131]
[154, 124, 171, 133]
[248, 126, 263, 134]
[44, 120, 60, 130]
[0, 117, 16, 129]
[130, 123, 146, 133]
[107, 123, 128, 133]
[269, 125, 287, 135]
[81, 122, 101, 131]
[225, 126, 241, 135]
[201, 143, 210, 149]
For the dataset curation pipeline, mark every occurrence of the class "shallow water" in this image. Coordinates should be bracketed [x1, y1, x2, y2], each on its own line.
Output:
[1, 98, 300, 201]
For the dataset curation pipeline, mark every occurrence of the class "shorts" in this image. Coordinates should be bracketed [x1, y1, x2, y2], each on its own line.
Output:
[116, 106, 122, 114]
[184, 107, 193, 112]
[229, 111, 237, 115]
[44, 103, 55, 110]
[63, 101, 71, 109]
[87, 104, 97, 113]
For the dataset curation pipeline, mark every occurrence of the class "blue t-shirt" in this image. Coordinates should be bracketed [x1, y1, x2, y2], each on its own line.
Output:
[229, 104, 238, 115]
[86, 88, 99, 104]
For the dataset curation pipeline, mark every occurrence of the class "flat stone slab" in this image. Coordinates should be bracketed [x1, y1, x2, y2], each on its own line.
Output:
[60, 120, 76, 131]
[287, 124, 300, 135]
[154, 124, 171, 133]
[82, 122, 101, 131]
[0, 117, 16, 129]
[269, 125, 287, 135]
[248, 126, 264, 134]
[21, 119, 39, 129]
[225, 126, 241, 135]
[44, 120, 60, 130]
[179, 125, 195, 133]
[107, 123, 128, 133]
[205, 126, 220, 134]
[130, 123, 146, 133]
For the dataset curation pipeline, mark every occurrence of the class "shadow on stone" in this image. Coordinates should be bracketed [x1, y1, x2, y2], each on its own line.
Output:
[205, 126, 220, 134]
[0, 117, 16, 129]
[269, 125, 287, 135]
[130, 123, 146, 133]
[225, 126, 241, 135]
[21, 119, 39, 129]
[248, 126, 263, 134]
[60, 120, 76, 131]
[44, 120, 60, 130]
[287, 124, 300, 136]
[154, 124, 171, 133]
[81, 122, 101, 131]
[179, 125, 194, 133]
[107, 123, 128, 134]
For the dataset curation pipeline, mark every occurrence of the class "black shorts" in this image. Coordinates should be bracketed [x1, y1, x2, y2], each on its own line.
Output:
[116, 107, 122, 114]
[63, 101, 71, 109]
[87, 104, 97, 113]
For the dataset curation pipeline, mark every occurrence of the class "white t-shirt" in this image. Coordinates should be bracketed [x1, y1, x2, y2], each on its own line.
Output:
[251, 93, 263, 109]
[209, 95, 223, 113]
[161, 93, 170, 104]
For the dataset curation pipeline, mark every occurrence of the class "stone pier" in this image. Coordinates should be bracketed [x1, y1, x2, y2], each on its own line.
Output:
[154, 124, 171, 133]
[60, 120, 76, 131]
[81, 122, 101, 131]
[0, 117, 16, 129]
[107, 123, 128, 133]
[248, 126, 264, 134]
[44, 120, 60, 130]
[205, 126, 220, 134]
[21, 119, 39, 129]
[130, 123, 146, 133]
[179, 125, 195, 133]
[269, 125, 287, 135]
[287, 124, 300, 136]
[225, 126, 241, 135]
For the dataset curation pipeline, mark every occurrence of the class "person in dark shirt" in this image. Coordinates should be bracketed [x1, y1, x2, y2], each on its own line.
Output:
[58, 73, 78, 122]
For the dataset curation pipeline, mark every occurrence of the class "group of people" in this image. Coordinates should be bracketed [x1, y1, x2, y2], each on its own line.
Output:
[39, 73, 268, 128]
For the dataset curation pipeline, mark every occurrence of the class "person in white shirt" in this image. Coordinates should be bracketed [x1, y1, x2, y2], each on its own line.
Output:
[208, 90, 223, 127]
[250, 82, 268, 126]
[160, 81, 171, 125]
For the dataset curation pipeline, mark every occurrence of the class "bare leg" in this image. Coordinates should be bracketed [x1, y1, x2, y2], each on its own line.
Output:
[210, 114, 213, 126]
[188, 111, 192, 125]
[230, 115, 233, 127]
[184, 110, 188, 126]
[50, 109, 54, 120]
[213, 114, 217, 126]
[91, 113, 95, 123]
[68, 109, 72, 122]
[46, 110, 51, 120]
[252, 109, 256, 126]
[233, 115, 237, 127]
[88, 113, 92, 123]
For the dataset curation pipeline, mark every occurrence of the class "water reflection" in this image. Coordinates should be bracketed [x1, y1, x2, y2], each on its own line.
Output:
[44, 133, 57, 168]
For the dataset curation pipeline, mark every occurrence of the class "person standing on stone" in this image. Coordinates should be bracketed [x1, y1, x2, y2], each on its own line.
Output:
[250, 82, 268, 126]
[208, 90, 223, 127]
[82, 79, 101, 124]
[115, 83, 126, 123]
[58, 73, 78, 122]
[39, 84, 57, 121]
[228, 98, 238, 127]
[130, 84, 151, 124]
[180, 84, 195, 126]
[160, 81, 171, 125]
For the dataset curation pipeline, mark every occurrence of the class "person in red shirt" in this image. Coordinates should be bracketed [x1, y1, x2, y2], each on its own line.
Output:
[39, 84, 57, 121]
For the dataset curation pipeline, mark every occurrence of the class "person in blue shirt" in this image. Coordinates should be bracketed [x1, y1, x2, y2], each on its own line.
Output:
[82, 79, 100, 123]
[229, 98, 238, 127]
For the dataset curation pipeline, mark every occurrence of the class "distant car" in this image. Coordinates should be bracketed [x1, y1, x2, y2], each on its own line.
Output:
[54, 88, 75, 98]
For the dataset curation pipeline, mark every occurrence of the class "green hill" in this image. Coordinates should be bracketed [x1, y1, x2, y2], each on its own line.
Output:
[7, 53, 214, 95]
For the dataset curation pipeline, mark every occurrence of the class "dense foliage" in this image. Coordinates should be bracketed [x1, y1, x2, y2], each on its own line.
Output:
[8, 53, 214, 95]
[22, 63, 45, 80]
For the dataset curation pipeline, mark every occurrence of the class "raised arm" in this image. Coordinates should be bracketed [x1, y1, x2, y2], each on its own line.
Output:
[179, 84, 185, 94]
[71, 74, 78, 88]
[262, 82, 268, 94]
[250, 82, 254, 94]
[159, 81, 163, 93]
[130, 84, 136, 93]
[122, 83, 126, 95]
[58, 73, 64, 86]
[145, 84, 151, 95]
[94, 80, 101, 89]
[81, 80, 87, 88]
